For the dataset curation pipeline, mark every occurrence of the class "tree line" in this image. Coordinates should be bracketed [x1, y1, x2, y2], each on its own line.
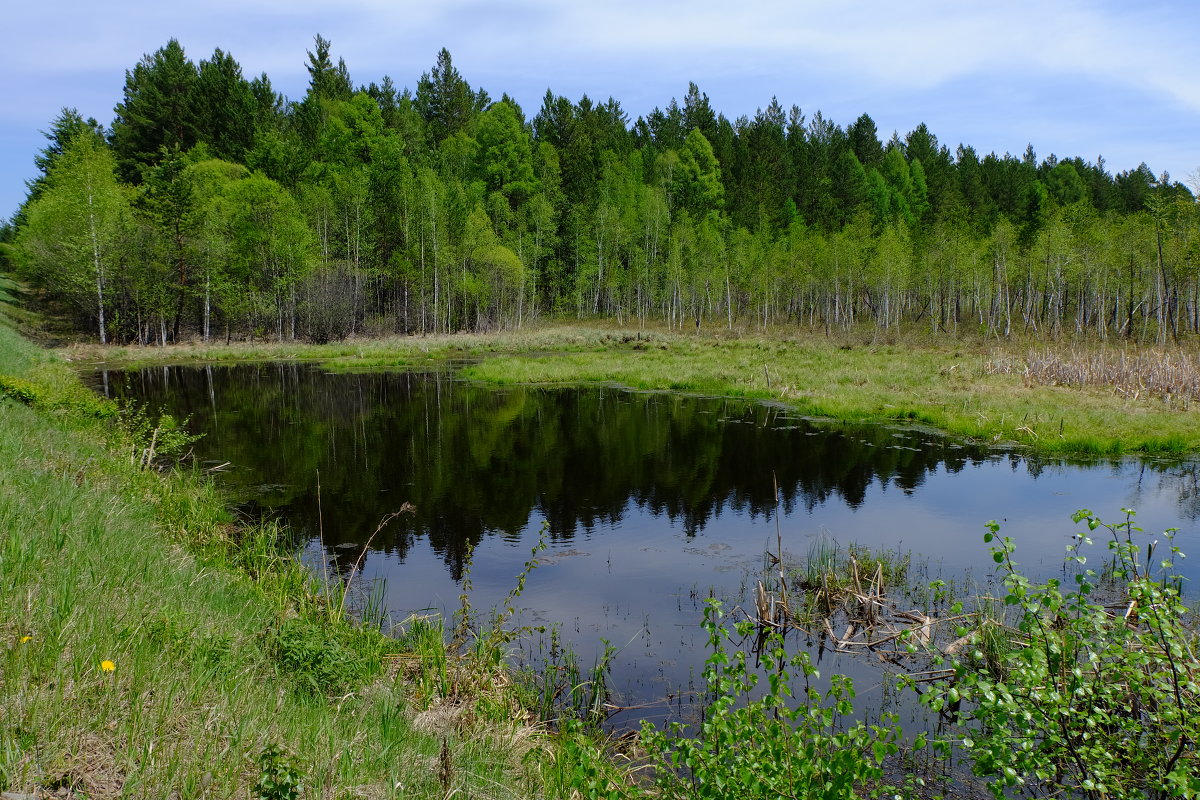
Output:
[3, 36, 1198, 344]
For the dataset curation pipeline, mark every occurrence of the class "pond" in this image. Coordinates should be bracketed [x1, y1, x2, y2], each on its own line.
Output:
[89, 362, 1200, 728]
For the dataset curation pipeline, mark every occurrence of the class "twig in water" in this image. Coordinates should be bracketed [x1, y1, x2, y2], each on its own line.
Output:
[317, 469, 329, 595]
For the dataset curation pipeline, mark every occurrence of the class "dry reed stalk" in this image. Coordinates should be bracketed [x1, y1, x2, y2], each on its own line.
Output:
[755, 581, 769, 624]
[339, 502, 416, 615]
[988, 347, 1200, 404]
[438, 736, 454, 797]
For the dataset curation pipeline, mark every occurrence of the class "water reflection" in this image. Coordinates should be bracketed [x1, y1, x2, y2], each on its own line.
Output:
[101, 366, 1014, 553]
[91, 363, 1200, 722]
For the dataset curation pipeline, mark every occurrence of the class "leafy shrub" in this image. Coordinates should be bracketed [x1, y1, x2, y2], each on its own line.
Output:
[639, 599, 907, 800]
[921, 511, 1200, 799]
[254, 745, 302, 800]
[120, 403, 202, 468]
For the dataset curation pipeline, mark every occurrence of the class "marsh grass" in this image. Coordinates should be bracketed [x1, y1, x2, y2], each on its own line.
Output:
[449, 326, 1200, 456]
[512, 627, 618, 731]
[0, 320, 615, 798]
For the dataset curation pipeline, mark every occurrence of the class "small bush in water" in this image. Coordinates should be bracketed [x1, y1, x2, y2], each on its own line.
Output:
[639, 598, 908, 800]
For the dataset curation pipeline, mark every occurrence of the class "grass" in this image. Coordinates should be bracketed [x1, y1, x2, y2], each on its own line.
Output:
[0, 318, 621, 798]
[63, 320, 1200, 457]
[453, 326, 1200, 457]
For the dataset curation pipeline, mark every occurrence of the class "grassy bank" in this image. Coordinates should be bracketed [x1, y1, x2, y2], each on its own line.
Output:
[0, 316, 614, 797]
[66, 322, 1200, 456]
[15, 301, 1200, 797]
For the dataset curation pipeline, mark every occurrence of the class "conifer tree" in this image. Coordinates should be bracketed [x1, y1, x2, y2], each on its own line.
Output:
[110, 39, 200, 182]
[415, 49, 487, 146]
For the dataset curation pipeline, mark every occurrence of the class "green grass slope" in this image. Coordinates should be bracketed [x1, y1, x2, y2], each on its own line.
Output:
[0, 318, 579, 798]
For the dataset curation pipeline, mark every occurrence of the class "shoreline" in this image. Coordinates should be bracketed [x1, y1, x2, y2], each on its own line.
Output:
[62, 321, 1200, 458]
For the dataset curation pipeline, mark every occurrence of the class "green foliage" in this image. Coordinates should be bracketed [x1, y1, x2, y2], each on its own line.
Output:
[674, 128, 724, 220]
[110, 39, 201, 182]
[303, 34, 353, 105]
[477, 100, 538, 205]
[119, 403, 202, 468]
[253, 746, 303, 800]
[639, 599, 907, 800]
[194, 48, 259, 163]
[12, 38, 1200, 346]
[921, 511, 1200, 798]
[1048, 162, 1087, 206]
[416, 48, 487, 145]
[15, 132, 131, 342]
[266, 616, 384, 697]
[25, 108, 106, 207]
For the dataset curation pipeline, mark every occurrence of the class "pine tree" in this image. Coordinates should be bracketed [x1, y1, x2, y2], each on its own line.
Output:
[110, 39, 200, 182]
[415, 48, 487, 146]
[194, 48, 258, 163]
[847, 113, 883, 168]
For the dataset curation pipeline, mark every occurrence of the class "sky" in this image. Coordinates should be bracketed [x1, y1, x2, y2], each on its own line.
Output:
[2, 0, 1198, 223]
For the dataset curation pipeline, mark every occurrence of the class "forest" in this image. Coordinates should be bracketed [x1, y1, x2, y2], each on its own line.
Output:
[2, 36, 1198, 345]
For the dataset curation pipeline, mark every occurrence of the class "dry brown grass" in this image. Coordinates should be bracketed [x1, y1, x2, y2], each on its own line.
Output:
[988, 347, 1200, 407]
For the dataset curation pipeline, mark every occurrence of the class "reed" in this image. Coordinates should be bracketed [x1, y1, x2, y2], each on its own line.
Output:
[988, 346, 1200, 406]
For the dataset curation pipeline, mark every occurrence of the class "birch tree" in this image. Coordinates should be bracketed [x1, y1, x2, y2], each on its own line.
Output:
[17, 134, 131, 343]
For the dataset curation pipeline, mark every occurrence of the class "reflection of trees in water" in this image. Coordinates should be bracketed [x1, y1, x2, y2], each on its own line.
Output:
[100, 364, 1169, 577]
[1170, 465, 1200, 520]
[1102, 460, 1200, 523]
[1143, 462, 1200, 521]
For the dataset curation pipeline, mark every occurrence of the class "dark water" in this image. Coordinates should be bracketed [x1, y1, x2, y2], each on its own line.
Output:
[90, 363, 1200, 727]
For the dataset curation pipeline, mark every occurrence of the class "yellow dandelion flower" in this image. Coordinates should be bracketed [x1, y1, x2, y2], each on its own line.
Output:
[100, 660, 116, 672]
[20, 635, 32, 644]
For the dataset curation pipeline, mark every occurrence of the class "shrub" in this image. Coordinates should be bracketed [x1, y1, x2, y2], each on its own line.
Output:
[921, 511, 1200, 799]
[639, 599, 908, 800]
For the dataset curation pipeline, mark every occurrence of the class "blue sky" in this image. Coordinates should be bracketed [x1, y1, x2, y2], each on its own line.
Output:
[3, 0, 1198, 222]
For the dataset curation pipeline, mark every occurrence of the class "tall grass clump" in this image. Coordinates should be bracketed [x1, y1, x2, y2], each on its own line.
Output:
[788, 536, 912, 627]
